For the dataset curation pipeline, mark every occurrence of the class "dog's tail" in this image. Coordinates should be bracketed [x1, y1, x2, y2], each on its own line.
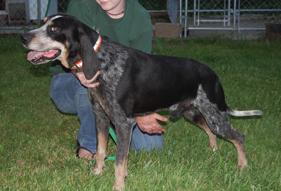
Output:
[227, 109, 263, 117]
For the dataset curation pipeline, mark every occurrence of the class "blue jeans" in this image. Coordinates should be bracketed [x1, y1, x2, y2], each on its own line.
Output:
[49, 73, 163, 153]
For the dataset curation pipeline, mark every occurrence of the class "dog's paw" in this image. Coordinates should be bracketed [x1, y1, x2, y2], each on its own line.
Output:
[209, 144, 218, 152]
[92, 166, 104, 175]
[113, 182, 124, 191]
[238, 158, 248, 170]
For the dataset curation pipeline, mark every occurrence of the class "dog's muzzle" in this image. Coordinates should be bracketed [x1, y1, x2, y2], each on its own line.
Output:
[21, 33, 62, 65]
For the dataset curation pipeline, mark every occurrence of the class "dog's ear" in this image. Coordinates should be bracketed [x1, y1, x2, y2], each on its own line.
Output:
[79, 33, 98, 80]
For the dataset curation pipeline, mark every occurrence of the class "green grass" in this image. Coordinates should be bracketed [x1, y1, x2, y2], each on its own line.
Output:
[1, 36, 281, 191]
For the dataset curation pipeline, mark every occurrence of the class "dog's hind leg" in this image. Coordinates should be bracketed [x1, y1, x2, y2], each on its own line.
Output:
[229, 137, 247, 170]
[193, 86, 247, 169]
[92, 103, 110, 175]
[183, 106, 218, 151]
[170, 102, 218, 151]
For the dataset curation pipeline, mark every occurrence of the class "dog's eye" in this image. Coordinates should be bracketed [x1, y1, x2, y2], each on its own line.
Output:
[49, 26, 59, 33]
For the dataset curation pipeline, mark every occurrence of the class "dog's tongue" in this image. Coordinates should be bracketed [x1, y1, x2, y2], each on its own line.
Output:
[27, 49, 59, 61]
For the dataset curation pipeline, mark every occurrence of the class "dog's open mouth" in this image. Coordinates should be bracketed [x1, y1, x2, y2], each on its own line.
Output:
[27, 49, 61, 64]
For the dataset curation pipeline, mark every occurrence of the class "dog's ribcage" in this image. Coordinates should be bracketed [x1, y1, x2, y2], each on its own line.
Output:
[88, 41, 134, 124]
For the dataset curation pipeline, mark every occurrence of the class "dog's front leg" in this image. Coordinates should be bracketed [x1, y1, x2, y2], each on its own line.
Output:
[92, 102, 110, 175]
[113, 119, 133, 191]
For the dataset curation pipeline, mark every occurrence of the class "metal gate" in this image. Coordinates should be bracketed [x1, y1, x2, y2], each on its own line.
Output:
[179, 0, 281, 37]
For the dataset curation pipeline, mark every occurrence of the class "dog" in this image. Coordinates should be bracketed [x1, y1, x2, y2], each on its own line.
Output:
[21, 14, 262, 191]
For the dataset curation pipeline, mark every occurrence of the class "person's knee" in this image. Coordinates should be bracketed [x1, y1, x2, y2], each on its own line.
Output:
[49, 73, 66, 99]
[49, 74, 64, 106]
[49, 73, 77, 113]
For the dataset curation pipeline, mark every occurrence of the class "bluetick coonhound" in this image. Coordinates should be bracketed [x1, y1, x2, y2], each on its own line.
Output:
[21, 14, 262, 191]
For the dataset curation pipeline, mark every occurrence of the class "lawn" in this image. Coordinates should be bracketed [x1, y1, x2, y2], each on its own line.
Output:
[0, 36, 280, 191]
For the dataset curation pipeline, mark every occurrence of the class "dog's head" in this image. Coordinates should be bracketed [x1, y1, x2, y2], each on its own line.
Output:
[21, 14, 99, 79]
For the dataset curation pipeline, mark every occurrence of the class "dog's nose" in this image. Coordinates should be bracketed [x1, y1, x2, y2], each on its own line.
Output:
[21, 33, 33, 45]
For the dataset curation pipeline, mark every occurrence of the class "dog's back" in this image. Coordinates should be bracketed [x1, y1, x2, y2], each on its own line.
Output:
[114, 49, 228, 117]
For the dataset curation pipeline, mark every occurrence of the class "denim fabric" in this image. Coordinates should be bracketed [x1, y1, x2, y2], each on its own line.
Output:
[131, 125, 163, 151]
[50, 73, 97, 153]
[49, 73, 163, 153]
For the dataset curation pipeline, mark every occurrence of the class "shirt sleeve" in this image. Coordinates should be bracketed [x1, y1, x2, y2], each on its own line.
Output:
[128, 7, 153, 54]
[66, 0, 82, 17]
[66, 0, 75, 14]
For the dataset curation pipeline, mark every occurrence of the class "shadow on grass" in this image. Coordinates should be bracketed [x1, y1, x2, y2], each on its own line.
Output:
[28, 60, 65, 77]
[29, 65, 50, 77]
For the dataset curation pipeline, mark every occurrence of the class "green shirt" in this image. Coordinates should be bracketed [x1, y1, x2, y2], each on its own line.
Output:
[67, 0, 153, 53]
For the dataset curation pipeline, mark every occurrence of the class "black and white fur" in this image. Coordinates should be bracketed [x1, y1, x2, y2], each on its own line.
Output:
[21, 14, 262, 191]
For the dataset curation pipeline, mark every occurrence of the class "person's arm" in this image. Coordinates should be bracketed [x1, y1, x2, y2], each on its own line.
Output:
[66, 0, 81, 16]
[66, 0, 95, 24]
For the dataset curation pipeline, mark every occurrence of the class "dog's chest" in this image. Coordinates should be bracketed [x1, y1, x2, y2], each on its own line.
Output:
[92, 46, 129, 117]
[97, 45, 128, 90]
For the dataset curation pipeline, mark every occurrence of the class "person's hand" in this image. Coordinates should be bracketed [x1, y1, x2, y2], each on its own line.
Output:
[74, 71, 101, 88]
[135, 113, 168, 134]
